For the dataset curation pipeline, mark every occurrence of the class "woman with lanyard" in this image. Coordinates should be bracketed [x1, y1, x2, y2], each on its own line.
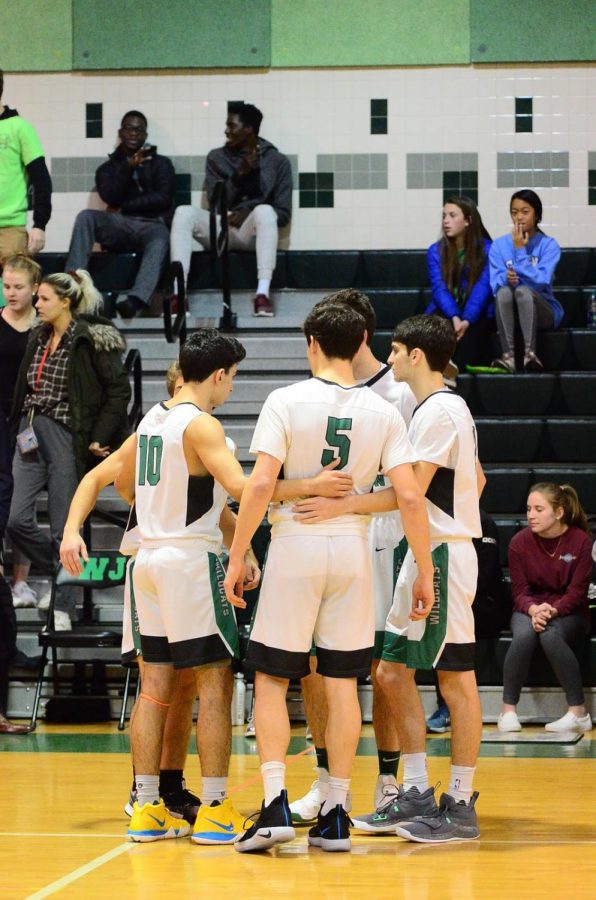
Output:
[425, 195, 493, 369]
[8, 269, 130, 629]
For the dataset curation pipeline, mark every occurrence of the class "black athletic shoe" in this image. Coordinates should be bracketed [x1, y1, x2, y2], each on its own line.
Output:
[234, 790, 295, 853]
[163, 787, 201, 825]
[116, 295, 145, 319]
[308, 804, 352, 852]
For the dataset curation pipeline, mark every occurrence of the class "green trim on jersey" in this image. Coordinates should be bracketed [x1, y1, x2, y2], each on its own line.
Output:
[128, 559, 142, 654]
[381, 542, 449, 670]
[208, 553, 239, 659]
[374, 535, 409, 659]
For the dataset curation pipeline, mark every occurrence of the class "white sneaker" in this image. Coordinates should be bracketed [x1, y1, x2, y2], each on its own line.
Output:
[11, 581, 38, 608]
[244, 714, 256, 738]
[497, 711, 522, 732]
[37, 588, 52, 611]
[374, 773, 399, 809]
[53, 610, 72, 631]
[545, 712, 593, 733]
[290, 771, 328, 823]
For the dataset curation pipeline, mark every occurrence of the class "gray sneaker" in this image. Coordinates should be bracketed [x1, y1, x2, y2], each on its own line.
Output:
[395, 791, 479, 843]
[351, 785, 439, 834]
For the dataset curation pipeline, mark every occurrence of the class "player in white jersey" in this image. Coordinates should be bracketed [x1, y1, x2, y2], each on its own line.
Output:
[376, 314, 485, 843]
[224, 300, 434, 853]
[291, 290, 417, 825]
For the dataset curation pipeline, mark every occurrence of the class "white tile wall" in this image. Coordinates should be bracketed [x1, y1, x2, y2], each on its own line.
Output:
[5, 65, 596, 252]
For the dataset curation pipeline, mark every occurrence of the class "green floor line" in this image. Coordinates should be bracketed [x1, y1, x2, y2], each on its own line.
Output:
[1, 732, 594, 758]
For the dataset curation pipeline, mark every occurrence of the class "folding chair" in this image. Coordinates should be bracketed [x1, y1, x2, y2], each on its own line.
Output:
[30, 550, 129, 730]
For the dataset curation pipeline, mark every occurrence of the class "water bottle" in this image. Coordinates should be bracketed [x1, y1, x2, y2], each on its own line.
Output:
[231, 673, 246, 725]
[587, 291, 596, 329]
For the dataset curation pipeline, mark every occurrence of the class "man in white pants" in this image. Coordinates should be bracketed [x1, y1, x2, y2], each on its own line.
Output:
[170, 102, 292, 318]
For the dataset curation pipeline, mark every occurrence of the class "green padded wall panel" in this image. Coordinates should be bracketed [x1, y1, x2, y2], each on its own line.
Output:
[73, 0, 270, 69]
[471, 0, 596, 62]
[0, 0, 72, 72]
[272, 0, 470, 67]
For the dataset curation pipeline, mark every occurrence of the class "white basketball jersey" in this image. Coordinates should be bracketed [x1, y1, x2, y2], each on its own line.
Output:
[408, 390, 481, 540]
[250, 376, 417, 537]
[134, 402, 231, 547]
[362, 365, 417, 495]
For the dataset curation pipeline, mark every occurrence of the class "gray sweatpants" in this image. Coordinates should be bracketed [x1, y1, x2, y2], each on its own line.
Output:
[7, 416, 79, 615]
[502, 610, 588, 706]
[495, 284, 554, 355]
[170, 203, 279, 283]
[65, 209, 169, 305]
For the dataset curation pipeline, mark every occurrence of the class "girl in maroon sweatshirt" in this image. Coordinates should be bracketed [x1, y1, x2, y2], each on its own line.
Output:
[498, 483, 593, 734]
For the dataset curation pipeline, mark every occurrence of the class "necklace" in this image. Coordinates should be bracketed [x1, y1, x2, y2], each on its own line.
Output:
[536, 530, 566, 559]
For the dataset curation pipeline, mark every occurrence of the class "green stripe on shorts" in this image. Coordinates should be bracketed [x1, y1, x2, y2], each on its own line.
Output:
[209, 553, 239, 658]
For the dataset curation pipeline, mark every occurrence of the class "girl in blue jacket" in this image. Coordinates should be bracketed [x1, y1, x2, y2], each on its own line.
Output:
[426, 196, 493, 367]
[489, 190, 562, 373]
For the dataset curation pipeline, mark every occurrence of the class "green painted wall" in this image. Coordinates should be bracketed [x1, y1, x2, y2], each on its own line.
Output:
[0, 0, 72, 72]
[471, 0, 596, 63]
[72, 0, 271, 69]
[272, 0, 470, 67]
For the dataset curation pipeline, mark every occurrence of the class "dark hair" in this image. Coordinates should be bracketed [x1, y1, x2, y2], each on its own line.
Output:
[228, 102, 263, 135]
[179, 329, 246, 383]
[528, 483, 589, 533]
[319, 288, 376, 345]
[120, 110, 148, 129]
[303, 302, 365, 360]
[510, 189, 543, 226]
[392, 314, 456, 373]
[440, 195, 491, 302]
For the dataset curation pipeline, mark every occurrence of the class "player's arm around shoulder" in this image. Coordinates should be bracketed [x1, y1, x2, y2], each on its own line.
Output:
[186, 414, 246, 501]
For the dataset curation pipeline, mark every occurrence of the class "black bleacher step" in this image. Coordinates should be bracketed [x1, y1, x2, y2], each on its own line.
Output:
[546, 418, 596, 463]
[493, 517, 525, 567]
[476, 418, 544, 463]
[359, 250, 427, 288]
[558, 372, 596, 415]
[38, 251, 140, 292]
[482, 468, 532, 513]
[570, 329, 596, 370]
[475, 374, 556, 416]
[532, 467, 596, 512]
[366, 290, 424, 328]
[555, 247, 596, 286]
[556, 288, 586, 327]
[286, 251, 360, 289]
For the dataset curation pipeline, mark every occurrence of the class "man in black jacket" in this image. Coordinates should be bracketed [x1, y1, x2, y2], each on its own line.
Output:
[65, 111, 175, 319]
[170, 103, 292, 318]
[0, 69, 52, 264]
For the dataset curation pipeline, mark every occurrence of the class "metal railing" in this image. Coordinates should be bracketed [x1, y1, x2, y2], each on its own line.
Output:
[124, 348, 143, 429]
[162, 260, 188, 346]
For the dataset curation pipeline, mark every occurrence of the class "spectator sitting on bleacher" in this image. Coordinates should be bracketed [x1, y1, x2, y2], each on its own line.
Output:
[425, 196, 493, 368]
[7, 270, 130, 631]
[0, 69, 52, 264]
[65, 111, 175, 320]
[170, 102, 292, 318]
[498, 483, 593, 734]
[489, 190, 563, 374]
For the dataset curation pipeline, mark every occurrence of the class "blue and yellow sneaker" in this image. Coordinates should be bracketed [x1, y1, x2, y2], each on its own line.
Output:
[127, 799, 190, 842]
[191, 798, 249, 845]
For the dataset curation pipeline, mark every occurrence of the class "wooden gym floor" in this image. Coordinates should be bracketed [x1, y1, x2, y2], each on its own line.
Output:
[0, 723, 594, 899]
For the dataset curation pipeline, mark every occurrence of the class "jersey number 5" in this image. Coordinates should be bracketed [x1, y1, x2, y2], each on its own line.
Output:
[138, 434, 163, 486]
[321, 417, 352, 470]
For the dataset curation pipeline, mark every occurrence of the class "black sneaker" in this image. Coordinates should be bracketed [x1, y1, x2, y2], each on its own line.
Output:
[163, 787, 201, 825]
[116, 295, 145, 319]
[234, 790, 295, 853]
[395, 791, 480, 843]
[352, 784, 439, 834]
[308, 804, 352, 852]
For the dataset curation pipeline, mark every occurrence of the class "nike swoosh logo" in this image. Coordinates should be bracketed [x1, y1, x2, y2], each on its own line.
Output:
[206, 819, 235, 831]
[321, 827, 330, 835]
[375, 547, 386, 552]
[381, 756, 400, 762]
[148, 814, 166, 827]
[261, 830, 272, 838]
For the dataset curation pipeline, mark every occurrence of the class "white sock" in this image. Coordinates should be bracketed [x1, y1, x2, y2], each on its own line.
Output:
[321, 776, 350, 815]
[135, 774, 160, 807]
[202, 777, 227, 805]
[402, 753, 429, 792]
[448, 765, 475, 803]
[257, 278, 271, 297]
[316, 767, 330, 793]
[261, 761, 286, 806]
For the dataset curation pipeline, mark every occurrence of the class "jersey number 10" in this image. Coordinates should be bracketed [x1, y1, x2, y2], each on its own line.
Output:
[321, 416, 352, 470]
[138, 434, 163, 486]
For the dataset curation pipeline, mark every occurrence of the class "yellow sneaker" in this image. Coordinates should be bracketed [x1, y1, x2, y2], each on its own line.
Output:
[128, 799, 190, 842]
[191, 797, 249, 845]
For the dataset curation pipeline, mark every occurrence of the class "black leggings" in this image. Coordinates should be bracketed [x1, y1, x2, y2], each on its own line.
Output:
[502, 611, 588, 706]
